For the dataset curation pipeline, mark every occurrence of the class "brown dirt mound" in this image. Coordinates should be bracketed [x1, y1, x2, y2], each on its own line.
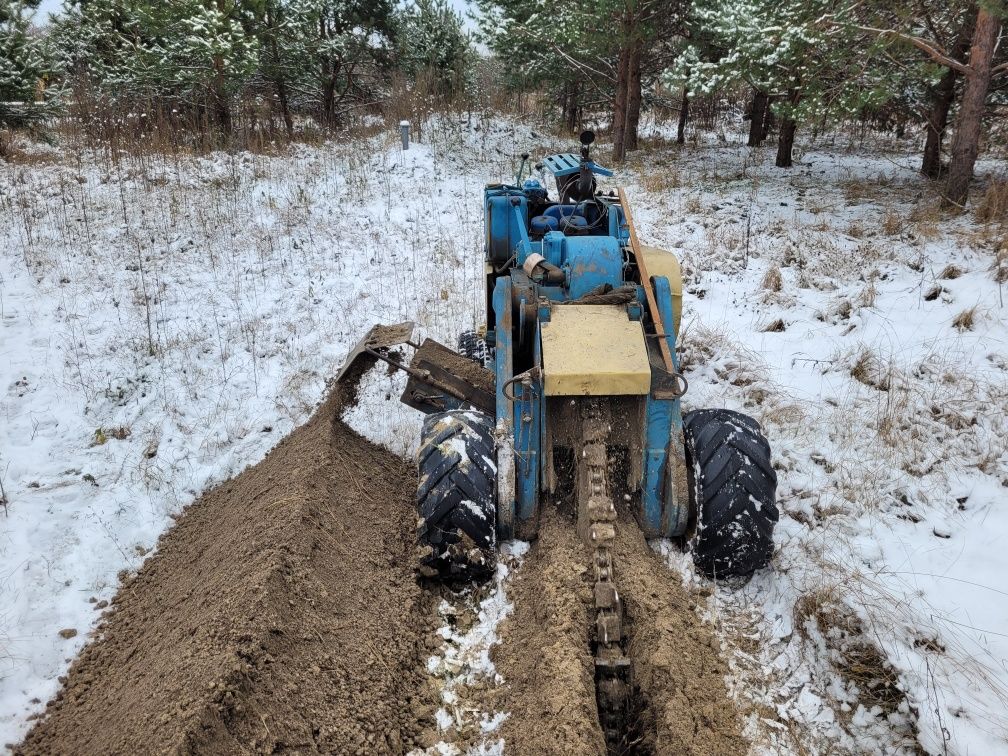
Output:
[614, 519, 747, 756]
[492, 510, 746, 756]
[17, 389, 436, 755]
[491, 510, 607, 755]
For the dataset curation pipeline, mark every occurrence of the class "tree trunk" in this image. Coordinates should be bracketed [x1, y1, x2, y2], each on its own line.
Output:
[276, 78, 293, 138]
[676, 87, 689, 145]
[563, 80, 579, 133]
[762, 97, 775, 141]
[748, 89, 768, 147]
[921, 67, 957, 179]
[775, 90, 799, 168]
[323, 72, 336, 126]
[625, 38, 643, 152]
[209, 0, 232, 138]
[944, 9, 999, 206]
[921, 19, 972, 179]
[267, 5, 293, 139]
[211, 68, 232, 136]
[776, 118, 796, 168]
[611, 34, 632, 162]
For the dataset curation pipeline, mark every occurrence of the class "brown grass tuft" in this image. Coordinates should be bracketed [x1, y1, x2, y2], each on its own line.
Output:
[908, 200, 942, 241]
[795, 592, 912, 721]
[859, 277, 877, 308]
[640, 164, 683, 193]
[761, 318, 786, 332]
[938, 264, 963, 280]
[850, 348, 891, 391]
[993, 246, 1008, 284]
[880, 209, 903, 236]
[975, 179, 1008, 225]
[952, 306, 977, 331]
[761, 265, 783, 292]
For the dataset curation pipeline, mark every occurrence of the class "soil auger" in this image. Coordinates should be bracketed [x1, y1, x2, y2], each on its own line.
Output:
[338, 130, 779, 752]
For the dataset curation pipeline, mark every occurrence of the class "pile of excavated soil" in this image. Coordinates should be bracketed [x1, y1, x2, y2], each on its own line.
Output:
[491, 510, 607, 755]
[17, 389, 438, 755]
[614, 519, 748, 756]
[492, 510, 745, 756]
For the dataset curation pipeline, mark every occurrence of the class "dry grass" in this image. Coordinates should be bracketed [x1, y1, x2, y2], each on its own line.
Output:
[908, 200, 942, 241]
[846, 220, 866, 238]
[952, 306, 977, 331]
[975, 179, 1008, 225]
[850, 347, 891, 391]
[859, 276, 878, 308]
[880, 208, 903, 236]
[761, 265, 783, 292]
[761, 318, 786, 332]
[842, 178, 875, 205]
[0, 131, 59, 165]
[938, 263, 963, 280]
[993, 246, 1008, 284]
[684, 194, 703, 214]
[640, 164, 683, 193]
[795, 591, 913, 721]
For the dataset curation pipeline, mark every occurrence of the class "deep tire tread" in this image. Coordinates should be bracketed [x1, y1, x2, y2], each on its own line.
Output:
[416, 409, 497, 580]
[457, 330, 490, 367]
[684, 408, 778, 579]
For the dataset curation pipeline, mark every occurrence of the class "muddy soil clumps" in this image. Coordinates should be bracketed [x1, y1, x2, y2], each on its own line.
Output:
[491, 510, 607, 755]
[614, 520, 748, 756]
[18, 390, 436, 755]
[493, 509, 746, 756]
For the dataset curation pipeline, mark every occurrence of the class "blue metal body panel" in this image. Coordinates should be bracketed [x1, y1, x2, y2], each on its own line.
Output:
[542, 153, 614, 178]
[485, 187, 528, 266]
[514, 335, 542, 523]
[562, 236, 623, 299]
[639, 276, 685, 537]
[492, 277, 516, 537]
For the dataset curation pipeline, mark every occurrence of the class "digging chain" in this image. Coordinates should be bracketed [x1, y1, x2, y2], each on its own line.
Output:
[581, 399, 631, 752]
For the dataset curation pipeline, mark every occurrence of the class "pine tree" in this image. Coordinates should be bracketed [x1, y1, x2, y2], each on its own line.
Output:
[394, 0, 472, 99]
[473, 0, 599, 131]
[53, 0, 259, 136]
[0, 0, 57, 126]
[672, 0, 899, 167]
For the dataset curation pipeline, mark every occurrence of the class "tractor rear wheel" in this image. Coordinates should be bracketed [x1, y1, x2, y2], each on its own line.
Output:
[416, 409, 497, 580]
[683, 408, 778, 579]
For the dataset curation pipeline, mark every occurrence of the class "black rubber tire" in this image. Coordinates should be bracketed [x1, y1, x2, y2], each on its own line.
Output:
[683, 408, 778, 579]
[457, 330, 490, 368]
[416, 409, 497, 580]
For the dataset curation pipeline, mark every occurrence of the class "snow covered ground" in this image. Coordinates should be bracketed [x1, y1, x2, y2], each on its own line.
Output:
[628, 141, 1008, 755]
[0, 119, 531, 746]
[1, 115, 1006, 754]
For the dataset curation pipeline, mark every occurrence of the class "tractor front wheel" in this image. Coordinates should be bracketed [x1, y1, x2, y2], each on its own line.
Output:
[416, 409, 497, 580]
[683, 408, 778, 579]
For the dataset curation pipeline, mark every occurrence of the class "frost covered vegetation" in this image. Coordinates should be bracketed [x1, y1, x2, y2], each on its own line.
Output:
[2, 112, 1006, 754]
[2, 0, 1006, 205]
[2, 0, 1008, 754]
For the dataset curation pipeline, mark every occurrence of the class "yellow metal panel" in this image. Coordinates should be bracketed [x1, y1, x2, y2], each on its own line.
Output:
[540, 305, 651, 396]
[639, 245, 683, 338]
